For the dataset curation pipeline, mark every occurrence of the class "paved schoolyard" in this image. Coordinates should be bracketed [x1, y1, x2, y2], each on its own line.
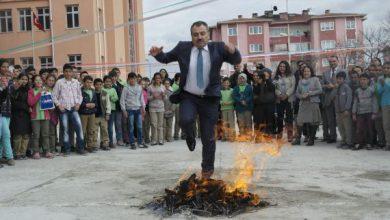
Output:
[1, 139, 390, 220]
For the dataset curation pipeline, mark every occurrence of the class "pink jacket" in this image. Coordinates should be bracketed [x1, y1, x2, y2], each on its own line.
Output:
[27, 88, 50, 120]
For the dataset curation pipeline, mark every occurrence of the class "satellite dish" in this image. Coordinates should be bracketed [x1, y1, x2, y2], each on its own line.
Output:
[273, 6, 278, 11]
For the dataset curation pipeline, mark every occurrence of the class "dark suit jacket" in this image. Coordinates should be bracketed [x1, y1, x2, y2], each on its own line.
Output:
[154, 41, 242, 97]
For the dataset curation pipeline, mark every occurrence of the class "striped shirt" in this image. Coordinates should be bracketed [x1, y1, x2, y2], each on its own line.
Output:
[53, 78, 83, 110]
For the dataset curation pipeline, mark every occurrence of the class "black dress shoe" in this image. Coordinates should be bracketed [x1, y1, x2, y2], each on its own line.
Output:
[186, 138, 196, 151]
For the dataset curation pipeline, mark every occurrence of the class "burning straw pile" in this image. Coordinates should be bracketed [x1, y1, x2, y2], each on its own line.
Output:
[144, 173, 270, 217]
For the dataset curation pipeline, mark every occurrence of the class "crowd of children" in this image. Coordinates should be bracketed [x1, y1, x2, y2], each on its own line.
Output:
[0, 55, 389, 168]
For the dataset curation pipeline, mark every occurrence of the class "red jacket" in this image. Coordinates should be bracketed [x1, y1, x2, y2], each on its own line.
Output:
[27, 88, 50, 120]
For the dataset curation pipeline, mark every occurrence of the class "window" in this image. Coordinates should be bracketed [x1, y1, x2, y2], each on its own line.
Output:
[290, 43, 310, 52]
[37, 7, 50, 30]
[270, 27, 288, 37]
[346, 20, 356, 30]
[228, 27, 237, 36]
[322, 58, 330, 67]
[68, 54, 82, 65]
[320, 21, 334, 31]
[19, 8, 32, 31]
[249, 44, 262, 53]
[40, 57, 53, 68]
[20, 57, 33, 69]
[66, 5, 79, 28]
[346, 39, 357, 48]
[289, 25, 309, 36]
[249, 26, 262, 35]
[0, 10, 13, 33]
[321, 40, 336, 50]
[273, 44, 288, 52]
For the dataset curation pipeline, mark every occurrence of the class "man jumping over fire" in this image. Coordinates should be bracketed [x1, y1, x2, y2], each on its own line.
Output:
[149, 21, 242, 179]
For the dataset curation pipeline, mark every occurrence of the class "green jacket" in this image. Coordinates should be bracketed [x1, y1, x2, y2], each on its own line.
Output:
[220, 88, 234, 111]
[102, 87, 118, 111]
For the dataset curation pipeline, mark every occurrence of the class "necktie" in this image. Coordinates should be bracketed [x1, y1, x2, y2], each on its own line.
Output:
[196, 48, 204, 89]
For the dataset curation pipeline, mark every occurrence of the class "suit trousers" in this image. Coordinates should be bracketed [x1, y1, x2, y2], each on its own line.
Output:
[322, 103, 337, 140]
[180, 93, 219, 172]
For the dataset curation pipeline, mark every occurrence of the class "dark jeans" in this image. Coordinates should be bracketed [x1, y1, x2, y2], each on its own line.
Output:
[60, 109, 84, 153]
[276, 100, 293, 134]
[127, 109, 143, 144]
[356, 113, 374, 145]
[180, 92, 219, 172]
[108, 111, 123, 144]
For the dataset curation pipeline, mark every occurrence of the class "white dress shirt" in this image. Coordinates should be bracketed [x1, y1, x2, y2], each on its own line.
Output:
[184, 45, 211, 95]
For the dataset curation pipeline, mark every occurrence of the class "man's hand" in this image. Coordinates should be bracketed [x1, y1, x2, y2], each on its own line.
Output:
[58, 104, 65, 112]
[224, 43, 236, 54]
[149, 46, 163, 57]
[352, 114, 357, 121]
[105, 114, 110, 121]
[74, 104, 80, 111]
[123, 111, 128, 119]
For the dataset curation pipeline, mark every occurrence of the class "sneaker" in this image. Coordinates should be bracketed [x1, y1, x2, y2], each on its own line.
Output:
[151, 142, 157, 146]
[77, 149, 87, 155]
[117, 140, 125, 146]
[366, 145, 374, 150]
[174, 137, 179, 141]
[291, 139, 301, 145]
[109, 143, 116, 148]
[6, 159, 15, 166]
[139, 143, 149, 148]
[101, 146, 110, 151]
[158, 142, 164, 145]
[130, 144, 136, 150]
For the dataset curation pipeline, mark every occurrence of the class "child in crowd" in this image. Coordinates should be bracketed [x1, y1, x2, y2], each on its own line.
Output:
[233, 73, 253, 136]
[293, 66, 322, 146]
[121, 72, 147, 149]
[352, 73, 378, 150]
[332, 72, 353, 149]
[220, 77, 235, 141]
[141, 77, 151, 144]
[28, 75, 52, 159]
[0, 74, 14, 166]
[10, 73, 31, 159]
[252, 70, 276, 136]
[109, 71, 125, 146]
[45, 74, 59, 154]
[148, 72, 165, 145]
[377, 62, 390, 151]
[93, 78, 111, 151]
[102, 75, 119, 148]
[79, 75, 98, 153]
[163, 78, 175, 142]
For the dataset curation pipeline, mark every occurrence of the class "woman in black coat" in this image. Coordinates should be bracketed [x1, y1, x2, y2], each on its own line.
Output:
[10, 73, 31, 159]
[252, 70, 276, 136]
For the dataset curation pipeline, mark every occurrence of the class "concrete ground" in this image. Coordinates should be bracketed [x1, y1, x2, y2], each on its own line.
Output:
[1, 139, 390, 220]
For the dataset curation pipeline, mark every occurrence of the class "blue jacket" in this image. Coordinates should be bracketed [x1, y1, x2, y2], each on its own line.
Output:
[377, 79, 390, 107]
[233, 84, 253, 113]
[154, 41, 241, 97]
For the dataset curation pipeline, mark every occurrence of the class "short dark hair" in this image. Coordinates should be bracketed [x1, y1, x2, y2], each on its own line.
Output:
[222, 77, 230, 82]
[108, 70, 118, 78]
[83, 75, 93, 82]
[103, 75, 112, 82]
[142, 77, 150, 82]
[94, 78, 103, 84]
[0, 58, 8, 67]
[360, 73, 369, 79]
[39, 68, 49, 75]
[163, 78, 171, 84]
[190, 21, 209, 33]
[63, 63, 73, 72]
[111, 67, 120, 72]
[18, 73, 28, 80]
[80, 71, 88, 75]
[127, 72, 137, 79]
[14, 65, 22, 70]
[50, 68, 58, 73]
[26, 66, 35, 73]
[336, 71, 347, 79]
[174, 73, 181, 82]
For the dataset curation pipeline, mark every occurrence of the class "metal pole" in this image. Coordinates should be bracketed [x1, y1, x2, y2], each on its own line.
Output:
[49, 0, 55, 67]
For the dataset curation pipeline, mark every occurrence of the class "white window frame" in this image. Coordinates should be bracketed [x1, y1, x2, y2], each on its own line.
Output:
[37, 7, 50, 30]
[346, 19, 356, 30]
[19, 8, 32, 31]
[273, 44, 288, 52]
[249, 26, 262, 35]
[322, 58, 330, 67]
[68, 54, 82, 65]
[270, 27, 288, 37]
[20, 57, 34, 69]
[0, 10, 13, 33]
[227, 27, 237, 36]
[40, 56, 53, 68]
[320, 21, 334, 31]
[249, 44, 263, 53]
[290, 43, 310, 52]
[321, 40, 336, 50]
[66, 5, 79, 28]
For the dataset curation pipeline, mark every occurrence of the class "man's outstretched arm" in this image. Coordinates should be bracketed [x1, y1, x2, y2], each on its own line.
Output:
[150, 42, 180, 64]
[222, 42, 242, 65]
